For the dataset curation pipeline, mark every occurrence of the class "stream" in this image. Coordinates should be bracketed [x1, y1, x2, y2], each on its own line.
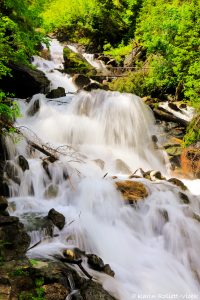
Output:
[6, 39, 200, 300]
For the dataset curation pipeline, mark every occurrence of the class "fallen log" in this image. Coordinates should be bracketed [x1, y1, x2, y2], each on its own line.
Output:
[28, 140, 58, 162]
[153, 107, 188, 127]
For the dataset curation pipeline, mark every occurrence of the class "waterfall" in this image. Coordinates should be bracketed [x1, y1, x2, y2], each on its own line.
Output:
[6, 39, 200, 300]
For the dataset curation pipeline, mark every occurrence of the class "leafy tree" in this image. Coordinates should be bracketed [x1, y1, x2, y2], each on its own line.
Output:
[135, 0, 200, 106]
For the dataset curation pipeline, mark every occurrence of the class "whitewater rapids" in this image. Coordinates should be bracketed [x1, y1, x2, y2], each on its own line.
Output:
[6, 39, 200, 300]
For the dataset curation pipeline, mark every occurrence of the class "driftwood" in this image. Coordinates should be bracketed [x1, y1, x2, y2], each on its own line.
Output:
[153, 107, 188, 127]
[28, 140, 58, 162]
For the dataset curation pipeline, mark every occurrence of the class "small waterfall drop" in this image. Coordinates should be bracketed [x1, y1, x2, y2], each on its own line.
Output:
[6, 39, 200, 300]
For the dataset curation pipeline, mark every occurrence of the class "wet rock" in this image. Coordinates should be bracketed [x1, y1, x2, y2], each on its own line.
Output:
[0, 210, 9, 217]
[81, 280, 116, 300]
[42, 160, 52, 180]
[0, 182, 9, 197]
[44, 184, 59, 199]
[152, 134, 158, 143]
[5, 161, 20, 185]
[0, 216, 19, 225]
[158, 209, 169, 222]
[43, 283, 69, 300]
[115, 180, 148, 202]
[29, 259, 116, 300]
[169, 155, 181, 170]
[0, 217, 30, 261]
[149, 170, 165, 181]
[168, 178, 188, 191]
[168, 103, 181, 112]
[23, 213, 54, 237]
[48, 208, 65, 230]
[11, 276, 34, 295]
[179, 192, 190, 204]
[0, 196, 8, 211]
[18, 155, 29, 172]
[39, 48, 51, 60]
[46, 87, 66, 99]
[103, 264, 115, 277]
[179, 103, 187, 109]
[97, 55, 110, 64]
[87, 254, 104, 271]
[27, 99, 40, 116]
[93, 159, 105, 170]
[83, 82, 106, 91]
[153, 107, 188, 127]
[115, 159, 132, 174]
[72, 74, 91, 89]
[0, 62, 50, 98]
[0, 135, 9, 162]
[193, 212, 200, 223]
[87, 254, 115, 277]
[106, 59, 118, 67]
[63, 249, 82, 263]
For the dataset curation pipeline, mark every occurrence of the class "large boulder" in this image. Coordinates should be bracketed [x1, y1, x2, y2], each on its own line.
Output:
[0, 215, 30, 261]
[0, 62, 50, 98]
[47, 208, 65, 230]
[115, 180, 148, 203]
[0, 196, 8, 211]
[46, 87, 66, 99]
[83, 82, 109, 92]
[63, 47, 94, 75]
[72, 74, 91, 89]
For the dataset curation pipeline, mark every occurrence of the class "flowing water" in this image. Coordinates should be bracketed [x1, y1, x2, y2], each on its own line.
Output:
[6, 39, 200, 300]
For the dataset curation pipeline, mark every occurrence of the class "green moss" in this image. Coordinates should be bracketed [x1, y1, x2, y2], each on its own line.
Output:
[183, 113, 200, 147]
[63, 47, 94, 75]
[104, 42, 133, 63]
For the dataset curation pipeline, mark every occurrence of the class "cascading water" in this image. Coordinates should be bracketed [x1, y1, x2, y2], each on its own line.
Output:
[6, 39, 200, 300]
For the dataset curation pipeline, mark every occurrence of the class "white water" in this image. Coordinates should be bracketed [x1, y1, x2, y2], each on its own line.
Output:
[6, 40, 200, 300]
[67, 43, 109, 74]
[33, 39, 77, 93]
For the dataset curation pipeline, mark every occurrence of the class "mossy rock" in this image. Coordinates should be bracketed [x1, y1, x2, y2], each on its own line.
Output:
[63, 47, 95, 76]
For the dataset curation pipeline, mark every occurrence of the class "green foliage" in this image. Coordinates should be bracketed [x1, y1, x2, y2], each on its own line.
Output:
[19, 277, 45, 300]
[0, 0, 47, 79]
[183, 113, 200, 147]
[29, 259, 40, 266]
[33, 278, 45, 300]
[135, 0, 200, 104]
[42, 0, 142, 51]
[0, 91, 20, 121]
[104, 42, 133, 63]
[11, 268, 29, 277]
